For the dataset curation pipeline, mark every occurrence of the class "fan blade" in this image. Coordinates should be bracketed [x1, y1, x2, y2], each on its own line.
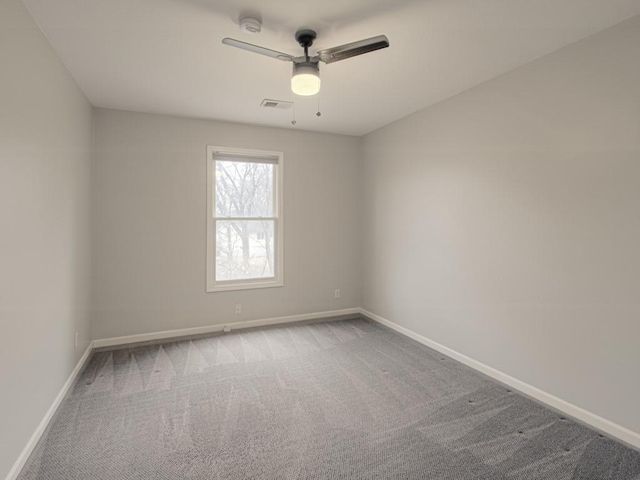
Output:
[317, 35, 389, 64]
[222, 38, 294, 61]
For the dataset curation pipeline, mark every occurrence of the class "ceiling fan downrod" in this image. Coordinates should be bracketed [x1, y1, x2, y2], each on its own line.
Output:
[295, 29, 317, 58]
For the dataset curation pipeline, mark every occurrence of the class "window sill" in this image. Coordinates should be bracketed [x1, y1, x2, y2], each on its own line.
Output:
[207, 279, 284, 293]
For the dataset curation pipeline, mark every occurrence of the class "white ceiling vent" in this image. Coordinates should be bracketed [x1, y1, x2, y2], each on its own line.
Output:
[260, 99, 293, 109]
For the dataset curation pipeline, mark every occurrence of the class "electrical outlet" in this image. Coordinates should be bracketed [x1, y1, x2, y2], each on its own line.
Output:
[235, 304, 242, 314]
[334, 289, 341, 299]
[74, 332, 79, 350]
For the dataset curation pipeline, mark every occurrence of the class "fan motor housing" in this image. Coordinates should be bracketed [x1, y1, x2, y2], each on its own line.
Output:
[292, 59, 319, 76]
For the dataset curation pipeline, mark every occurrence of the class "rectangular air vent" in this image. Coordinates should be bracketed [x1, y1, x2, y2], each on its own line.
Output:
[260, 99, 293, 109]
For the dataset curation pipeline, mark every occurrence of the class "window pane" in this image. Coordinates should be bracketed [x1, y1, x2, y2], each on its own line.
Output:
[215, 160, 274, 218]
[216, 220, 275, 281]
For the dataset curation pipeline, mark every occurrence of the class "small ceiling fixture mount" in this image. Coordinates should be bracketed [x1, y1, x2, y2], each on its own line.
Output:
[239, 17, 261, 35]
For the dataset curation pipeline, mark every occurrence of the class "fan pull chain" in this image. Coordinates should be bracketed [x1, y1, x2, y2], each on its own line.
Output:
[291, 102, 297, 125]
[316, 94, 322, 117]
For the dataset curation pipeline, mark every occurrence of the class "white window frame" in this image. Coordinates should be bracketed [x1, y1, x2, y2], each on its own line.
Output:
[206, 146, 284, 292]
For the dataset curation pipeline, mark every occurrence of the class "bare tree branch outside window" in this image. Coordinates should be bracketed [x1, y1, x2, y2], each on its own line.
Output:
[214, 160, 275, 281]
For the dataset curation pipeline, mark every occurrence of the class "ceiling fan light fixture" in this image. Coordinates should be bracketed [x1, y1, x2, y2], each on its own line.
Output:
[291, 62, 320, 96]
[223, 29, 389, 102]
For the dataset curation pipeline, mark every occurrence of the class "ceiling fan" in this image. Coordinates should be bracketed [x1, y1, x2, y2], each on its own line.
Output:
[222, 29, 389, 96]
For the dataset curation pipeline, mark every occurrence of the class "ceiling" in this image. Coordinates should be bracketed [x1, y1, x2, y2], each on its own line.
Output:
[22, 0, 640, 136]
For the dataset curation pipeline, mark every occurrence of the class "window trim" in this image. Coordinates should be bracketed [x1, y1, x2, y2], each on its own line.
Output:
[206, 145, 284, 292]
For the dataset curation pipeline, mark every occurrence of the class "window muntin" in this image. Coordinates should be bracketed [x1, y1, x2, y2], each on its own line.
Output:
[207, 147, 283, 292]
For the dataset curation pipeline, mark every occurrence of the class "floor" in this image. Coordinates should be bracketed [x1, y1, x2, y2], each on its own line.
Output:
[18, 318, 640, 479]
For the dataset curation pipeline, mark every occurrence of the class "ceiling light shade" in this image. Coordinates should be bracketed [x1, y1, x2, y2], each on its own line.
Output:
[291, 62, 320, 96]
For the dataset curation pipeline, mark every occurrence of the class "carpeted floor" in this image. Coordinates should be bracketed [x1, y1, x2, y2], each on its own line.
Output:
[18, 317, 640, 479]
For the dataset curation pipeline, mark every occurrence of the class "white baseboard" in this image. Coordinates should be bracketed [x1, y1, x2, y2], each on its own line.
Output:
[5, 342, 94, 480]
[93, 308, 361, 349]
[359, 308, 640, 451]
[6, 308, 359, 479]
[9, 306, 637, 480]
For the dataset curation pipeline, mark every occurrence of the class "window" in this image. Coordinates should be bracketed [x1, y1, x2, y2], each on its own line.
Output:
[206, 146, 283, 292]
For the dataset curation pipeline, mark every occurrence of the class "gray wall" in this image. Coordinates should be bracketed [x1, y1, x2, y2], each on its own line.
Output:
[0, 0, 93, 477]
[91, 109, 361, 339]
[361, 16, 640, 434]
